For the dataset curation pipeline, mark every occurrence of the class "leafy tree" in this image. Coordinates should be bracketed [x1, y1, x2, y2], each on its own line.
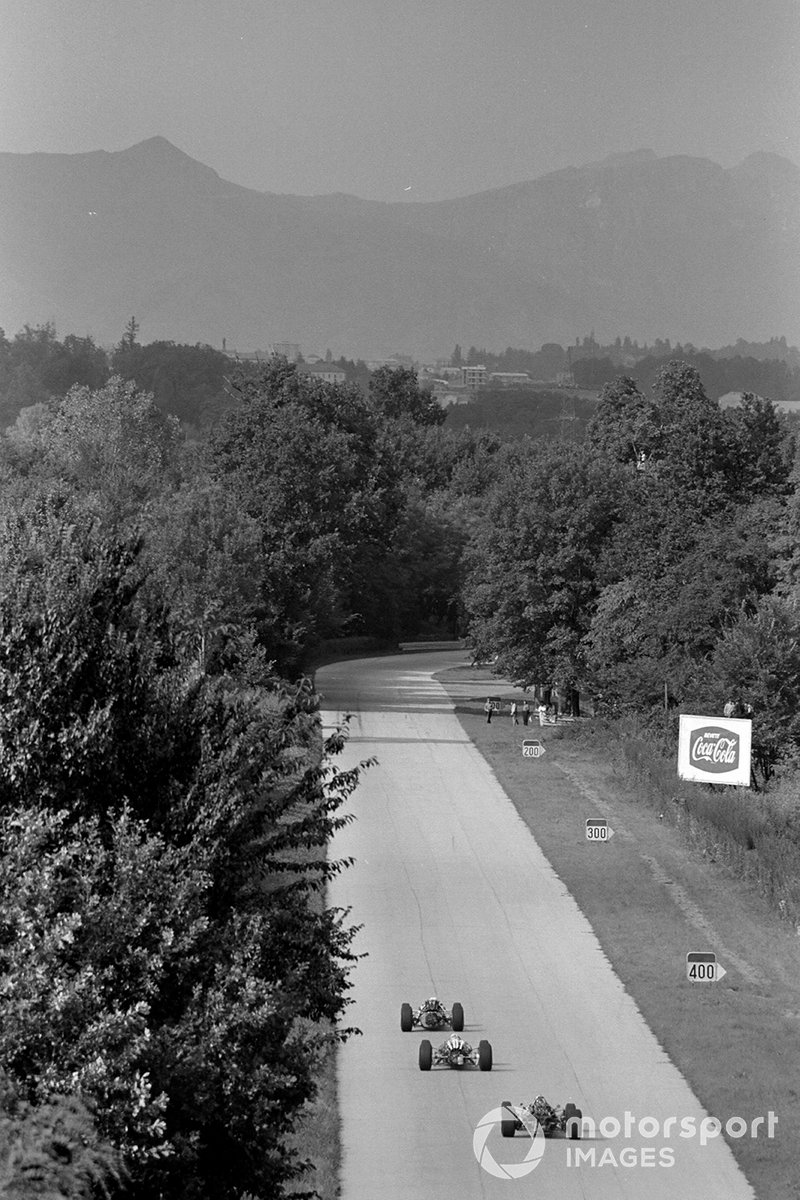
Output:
[586, 499, 779, 705]
[368, 364, 446, 426]
[587, 375, 659, 466]
[0, 805, 204, 1160]
[211, 358, 403, 668]
[21, 377, 184, 523]
[0, 1077, 122, 1199]
[0, 499, 193, 825]
[723, 391, 795, 501]
[111, 340, 232, 428]
[143, 474, 263, 671]
[463, 441, 624, 687]
[707, 597, 800, 783]
[0, 325, 111, 430]
[120, 317, 139, 352]
[0, 490, 365, 1197]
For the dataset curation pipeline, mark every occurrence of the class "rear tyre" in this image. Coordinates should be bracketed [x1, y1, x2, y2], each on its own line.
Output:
[564, 1102, 582, 1139]
[400, 1003, 413, 1032]
[478, 1040, 493, 1071]
[451, 1002, 464, 1032]
[500, 1101, 516, 1138]
[418, 1040, 433, 1071]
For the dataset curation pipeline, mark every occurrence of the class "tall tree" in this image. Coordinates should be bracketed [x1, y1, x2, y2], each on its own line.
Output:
[368, 364, 446, 427]
[211, 358, 403, 668]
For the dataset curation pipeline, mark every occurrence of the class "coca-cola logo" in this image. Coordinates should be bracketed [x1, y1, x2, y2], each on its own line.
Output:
[690, 726, 740, 773]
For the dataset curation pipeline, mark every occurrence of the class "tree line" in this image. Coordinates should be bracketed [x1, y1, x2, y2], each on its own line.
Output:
[2, 330, 800, 1194]
[463, 362, 800, 784]
[0, 351, 509, 1197]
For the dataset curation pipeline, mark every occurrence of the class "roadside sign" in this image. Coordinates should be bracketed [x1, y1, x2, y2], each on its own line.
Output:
[678, 715, 751, 786]
[686, 951, 727, 982]
[488, 697, 502, 712]
[585, 818, 614, 841]
[522, 739, 545, 758]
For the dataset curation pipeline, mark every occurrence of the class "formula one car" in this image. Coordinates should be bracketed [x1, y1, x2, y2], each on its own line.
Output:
[500, 1097, 583, 1139]
[400, 996, 464, 1032]
[418, 1034, 492, 1071]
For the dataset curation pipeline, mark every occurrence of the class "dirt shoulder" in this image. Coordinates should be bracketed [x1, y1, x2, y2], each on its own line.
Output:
[438, 665, 800, 1200]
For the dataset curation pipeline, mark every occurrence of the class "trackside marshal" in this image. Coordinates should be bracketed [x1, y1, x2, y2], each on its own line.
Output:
[677, 714, 752, 786]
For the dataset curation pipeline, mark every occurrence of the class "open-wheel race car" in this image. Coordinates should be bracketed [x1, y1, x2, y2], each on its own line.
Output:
[418, 1034, 492, 1071]
[501, 1097, 583, 1139]
[400, 996, 464, 1032]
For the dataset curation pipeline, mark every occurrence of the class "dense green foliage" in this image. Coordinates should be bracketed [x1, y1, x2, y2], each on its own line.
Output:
[462, 362, 798, 782]
[3, 323, 800, 1196]
[0, 368, 376, 1198]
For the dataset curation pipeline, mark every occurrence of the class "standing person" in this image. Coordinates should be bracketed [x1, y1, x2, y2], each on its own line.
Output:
[723, 698, 735, 718]
[522, 700, 530, 726]
[484, 697, 493, 724]
[510, 701, 518, 725]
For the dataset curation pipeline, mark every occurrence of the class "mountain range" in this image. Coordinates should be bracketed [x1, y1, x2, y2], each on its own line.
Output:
[1, 137, 798, 357]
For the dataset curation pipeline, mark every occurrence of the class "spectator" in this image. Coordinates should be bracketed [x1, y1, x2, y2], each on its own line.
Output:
[510, 701, 519, 725]
[522, 700, 531, 726]
[484, 697, 493, 724]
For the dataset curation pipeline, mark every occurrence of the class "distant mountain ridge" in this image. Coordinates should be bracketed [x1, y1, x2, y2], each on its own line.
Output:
[0, 137, 797, 356]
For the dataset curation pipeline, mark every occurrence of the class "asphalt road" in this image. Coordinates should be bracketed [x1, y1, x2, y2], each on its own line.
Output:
[320, 651, 757, 1200]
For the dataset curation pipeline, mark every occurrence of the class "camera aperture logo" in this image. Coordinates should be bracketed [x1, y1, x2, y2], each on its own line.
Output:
[473, 1107, 546, 1180]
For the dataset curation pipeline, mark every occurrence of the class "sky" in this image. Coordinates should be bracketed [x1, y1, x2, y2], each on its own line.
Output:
[1, 0, 798, 202]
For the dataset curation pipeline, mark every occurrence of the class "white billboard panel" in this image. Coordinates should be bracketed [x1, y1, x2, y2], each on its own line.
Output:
[677, 715, 752, 786]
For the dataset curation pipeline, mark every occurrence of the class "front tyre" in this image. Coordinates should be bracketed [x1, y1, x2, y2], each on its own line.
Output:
[478, 1040, 493, 1071]
[500, 1101, 516, 1137]
[419, 1040, 433, 1071]
[400, 1002, 413, 1032]
[451, 1002, 464, 1031]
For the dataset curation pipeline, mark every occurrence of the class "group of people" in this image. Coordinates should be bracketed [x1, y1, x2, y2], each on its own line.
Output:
[723, 698, 754, 719]
[484, 698, 555, 726]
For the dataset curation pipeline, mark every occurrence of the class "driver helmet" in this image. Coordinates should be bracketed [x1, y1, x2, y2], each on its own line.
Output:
[425, 996, 440, 1008]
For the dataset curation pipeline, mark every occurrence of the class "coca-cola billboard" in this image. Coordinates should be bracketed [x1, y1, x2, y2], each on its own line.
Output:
[678, 715, 752, 786]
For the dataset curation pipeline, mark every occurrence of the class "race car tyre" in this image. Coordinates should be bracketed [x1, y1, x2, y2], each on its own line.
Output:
[500, 1101, 517, 1138]
[419, 1040, 433, 1071]
[451, 1002, 464, 1031]
[400, 1003, 413, 1032]
[564, 1102, 582, 1139]
[478, 1040, 493, 1071]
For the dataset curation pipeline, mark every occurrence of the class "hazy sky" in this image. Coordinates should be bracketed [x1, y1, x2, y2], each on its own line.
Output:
[1, 0, 798, 201]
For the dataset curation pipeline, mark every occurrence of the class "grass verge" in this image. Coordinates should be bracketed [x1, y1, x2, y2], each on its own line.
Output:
[284, 1029, 340, 1200]
[438, 664, 800, 1200]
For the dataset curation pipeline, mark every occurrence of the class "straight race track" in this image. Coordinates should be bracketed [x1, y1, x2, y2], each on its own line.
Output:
[320, 651, 756, 1200]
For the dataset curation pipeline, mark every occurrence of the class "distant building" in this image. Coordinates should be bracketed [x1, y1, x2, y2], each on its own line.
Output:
[270, 342, 302, 361]
[462, 365, 487, 389]
[489, 372, 531, 387]
[431, 380, 470, 406]
[556, 370, 577, 388]
[301, 362, 347, 385]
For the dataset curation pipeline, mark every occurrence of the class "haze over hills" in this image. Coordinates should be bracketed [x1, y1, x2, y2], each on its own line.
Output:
[0, 137, 798, 357]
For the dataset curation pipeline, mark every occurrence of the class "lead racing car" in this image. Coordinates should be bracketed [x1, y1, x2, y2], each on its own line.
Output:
[501, 1096, 583, 1139]
[400, 996, 464, 1032]
[418, 1034, 492, 1071]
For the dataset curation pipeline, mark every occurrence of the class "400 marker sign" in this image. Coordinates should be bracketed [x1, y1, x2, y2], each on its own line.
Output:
[687, 952, 727, 982]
